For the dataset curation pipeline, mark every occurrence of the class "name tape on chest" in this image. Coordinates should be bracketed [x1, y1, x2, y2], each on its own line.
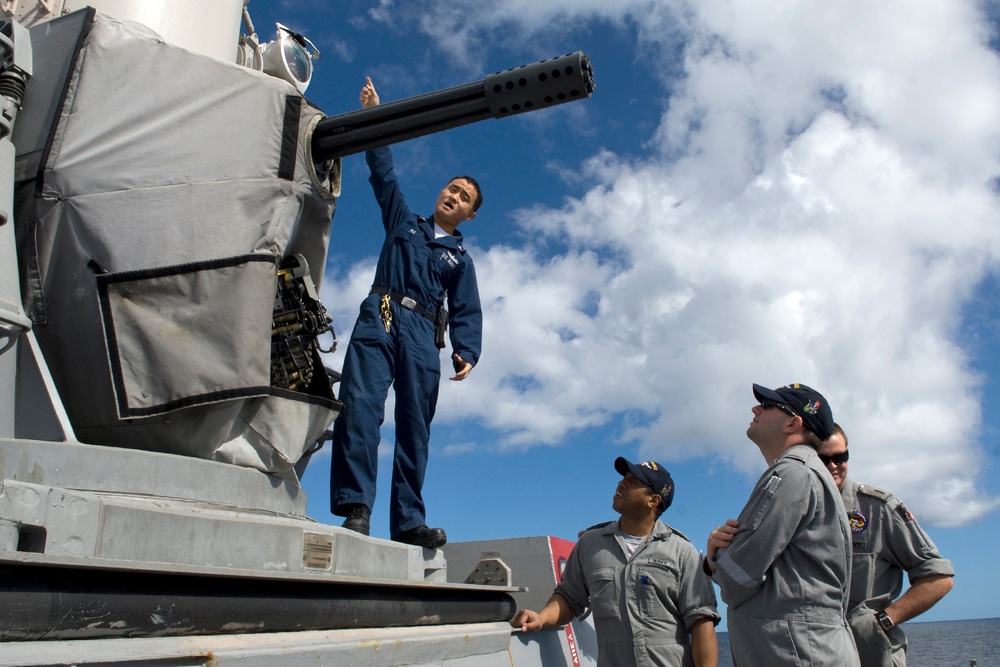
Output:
[439, 249, 459, 267]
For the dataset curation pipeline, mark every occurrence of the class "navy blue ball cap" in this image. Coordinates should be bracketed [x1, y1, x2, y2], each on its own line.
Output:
[752, 382, 834, 440]
[614, 457, 675, 511]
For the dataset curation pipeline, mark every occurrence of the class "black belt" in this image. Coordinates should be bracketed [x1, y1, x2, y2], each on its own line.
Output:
[370, 287, 436, 322]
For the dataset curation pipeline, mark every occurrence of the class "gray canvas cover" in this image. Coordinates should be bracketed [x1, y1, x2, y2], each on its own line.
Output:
[14, 10, 341, 477]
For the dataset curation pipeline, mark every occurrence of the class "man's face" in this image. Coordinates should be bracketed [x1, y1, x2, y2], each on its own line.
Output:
[434, 178, 478, 229]
[818, 432, 849, 491]
[746, 401, 794, 446]
[612, 472, 656, 515]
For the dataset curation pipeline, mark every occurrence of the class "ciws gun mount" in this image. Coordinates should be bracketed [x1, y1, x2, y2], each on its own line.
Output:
[312, 51, 595, 161]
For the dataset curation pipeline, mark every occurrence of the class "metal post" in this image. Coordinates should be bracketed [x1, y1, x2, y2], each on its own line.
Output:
[0, 18, 30, 438]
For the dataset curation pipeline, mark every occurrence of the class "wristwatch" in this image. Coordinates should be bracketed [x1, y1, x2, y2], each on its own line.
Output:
[875, 610, 895, 633]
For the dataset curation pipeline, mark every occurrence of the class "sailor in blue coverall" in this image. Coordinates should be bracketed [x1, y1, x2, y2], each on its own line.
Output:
[330, 77, 483, 549]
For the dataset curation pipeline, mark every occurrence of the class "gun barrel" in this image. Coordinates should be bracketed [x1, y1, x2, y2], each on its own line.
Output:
[311, 51, 595, 161]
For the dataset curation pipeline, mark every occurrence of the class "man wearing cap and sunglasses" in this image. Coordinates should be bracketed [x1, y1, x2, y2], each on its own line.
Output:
[512, 457, 721, 666]
[705, 383, 859, 666]
[819, 424, 954, 667]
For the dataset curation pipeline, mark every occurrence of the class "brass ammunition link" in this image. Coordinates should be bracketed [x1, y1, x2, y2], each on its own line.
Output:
[379, 294, 392, 333]
[270, 255, 336, 392]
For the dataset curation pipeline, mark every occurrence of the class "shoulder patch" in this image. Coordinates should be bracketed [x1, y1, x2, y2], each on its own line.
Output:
[661, 523, 691, 542]
[581, 521, 613, 534]
[857, 484, 893, 503]
[895, 502, 914, 523]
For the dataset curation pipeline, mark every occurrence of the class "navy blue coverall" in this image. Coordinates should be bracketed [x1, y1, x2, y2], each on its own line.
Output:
[330, 146, 482, 536]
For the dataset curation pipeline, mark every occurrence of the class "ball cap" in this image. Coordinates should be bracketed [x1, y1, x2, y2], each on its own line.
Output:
[614, 457, 675, 511]
[752, 382, 834, 440]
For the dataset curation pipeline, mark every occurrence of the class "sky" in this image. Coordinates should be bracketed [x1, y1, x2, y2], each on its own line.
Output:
[246, 0, 1000, 626]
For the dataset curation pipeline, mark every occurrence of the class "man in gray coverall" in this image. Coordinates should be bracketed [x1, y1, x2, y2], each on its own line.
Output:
[705, 383, 859, 666]
[819, 424, 954, 667]
[512, 458, 720, 667]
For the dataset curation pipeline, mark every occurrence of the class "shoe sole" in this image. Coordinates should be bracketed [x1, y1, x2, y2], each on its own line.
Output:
[391, 534, 446, 549]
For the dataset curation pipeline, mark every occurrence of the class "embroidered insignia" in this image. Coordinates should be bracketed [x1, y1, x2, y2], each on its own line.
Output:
[440, 250, 459, 268]
[848, 510, 868, 533]
[639, 462, 671, 501]
[803, 399, 821, 414]
[896, 504, 913, 523]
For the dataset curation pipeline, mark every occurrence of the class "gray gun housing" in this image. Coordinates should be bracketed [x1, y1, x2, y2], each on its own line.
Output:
[312, 51, 595, 161]
[4, 9, 595, 478]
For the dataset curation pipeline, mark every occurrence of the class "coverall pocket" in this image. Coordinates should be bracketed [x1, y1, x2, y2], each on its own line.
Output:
[849, 605, 895, 667]
[743, 475, 780, 530]
[636, 566, 678, 620]
[390, 227, 431, 273]
[588, 567, 620, 621]
[850, 551, 876, 604]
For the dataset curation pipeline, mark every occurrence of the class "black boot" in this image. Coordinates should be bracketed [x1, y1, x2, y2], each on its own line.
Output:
[392, 525, 447, 549]
[340, 504, 371, 536]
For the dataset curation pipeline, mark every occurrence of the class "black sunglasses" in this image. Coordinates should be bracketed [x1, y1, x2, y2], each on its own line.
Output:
[818, 450, 850, 466]
[760, 398, 797, 419]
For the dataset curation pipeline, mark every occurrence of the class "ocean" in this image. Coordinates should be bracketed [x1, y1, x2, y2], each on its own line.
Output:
[715, 618, 1000, 666]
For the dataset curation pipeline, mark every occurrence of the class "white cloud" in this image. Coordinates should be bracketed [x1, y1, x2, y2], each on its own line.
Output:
[337, 0, 1000, 525]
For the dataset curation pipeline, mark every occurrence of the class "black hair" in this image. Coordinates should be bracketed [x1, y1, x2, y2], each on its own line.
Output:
[450, 175, 483, 212]
[654, 494, 667, 517]
[801, 429, 824, 450]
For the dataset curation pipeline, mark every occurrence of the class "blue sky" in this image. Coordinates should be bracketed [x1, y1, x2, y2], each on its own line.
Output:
[248, 0, 1000, 625]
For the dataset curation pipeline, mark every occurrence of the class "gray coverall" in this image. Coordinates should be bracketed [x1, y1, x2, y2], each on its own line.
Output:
[712, 444, 860, 666]
[555, 519, 720, 667]
[841, 477, 955, 667]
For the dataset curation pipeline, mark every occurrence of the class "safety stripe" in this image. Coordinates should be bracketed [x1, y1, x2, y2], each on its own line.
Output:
[278, 95, 302, 181]
[718, 549, 758, 589]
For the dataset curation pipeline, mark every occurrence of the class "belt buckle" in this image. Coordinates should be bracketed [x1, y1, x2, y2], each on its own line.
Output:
[400, 296, 417, 311]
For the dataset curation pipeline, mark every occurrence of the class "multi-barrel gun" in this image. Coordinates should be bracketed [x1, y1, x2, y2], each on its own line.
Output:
[311, 51, 595, 161]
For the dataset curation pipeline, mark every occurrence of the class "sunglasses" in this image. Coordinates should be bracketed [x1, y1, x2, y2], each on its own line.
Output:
[818, 450, 850, 467]
[760, 398, 797, 419]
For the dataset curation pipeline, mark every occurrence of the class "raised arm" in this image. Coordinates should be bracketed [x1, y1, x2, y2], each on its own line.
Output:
[360, 76, 380, 108]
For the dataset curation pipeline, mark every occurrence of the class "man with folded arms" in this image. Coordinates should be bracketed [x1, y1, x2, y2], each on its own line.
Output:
[705, 383, 859, 666]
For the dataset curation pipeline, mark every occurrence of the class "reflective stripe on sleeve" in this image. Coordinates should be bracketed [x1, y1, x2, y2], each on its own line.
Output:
[718, 549, 758, 589]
